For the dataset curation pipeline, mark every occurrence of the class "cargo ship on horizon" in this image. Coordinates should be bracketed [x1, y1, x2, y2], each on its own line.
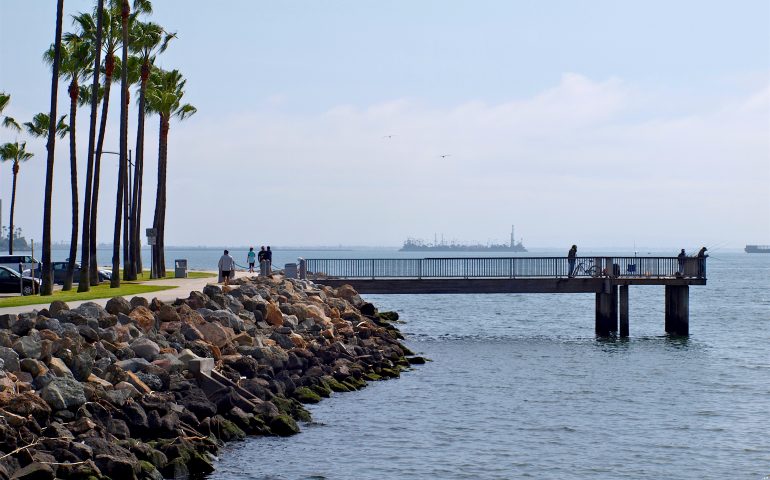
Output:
[400, 226, 528, 252]
[745, 245, 770, 253]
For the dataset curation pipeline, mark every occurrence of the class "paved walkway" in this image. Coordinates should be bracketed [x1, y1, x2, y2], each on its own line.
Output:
[0, 271, 253, 316]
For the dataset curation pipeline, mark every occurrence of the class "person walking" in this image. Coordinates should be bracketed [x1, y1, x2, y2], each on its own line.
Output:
[696, 246, 708, 278]
[567, 245, 577, 277]
[677, 248, 687, 276]
[247, 247, 256, 273]
[218, 249, 236, 286]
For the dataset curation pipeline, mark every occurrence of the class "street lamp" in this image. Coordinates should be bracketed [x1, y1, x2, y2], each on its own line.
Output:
[102, 150, 133, 208]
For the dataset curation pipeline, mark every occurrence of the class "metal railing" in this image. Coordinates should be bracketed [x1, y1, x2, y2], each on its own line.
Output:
[302, 257, 706, 280]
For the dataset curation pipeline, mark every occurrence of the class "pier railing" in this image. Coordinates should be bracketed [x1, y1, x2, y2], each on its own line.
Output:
[303, 257, 705, 280]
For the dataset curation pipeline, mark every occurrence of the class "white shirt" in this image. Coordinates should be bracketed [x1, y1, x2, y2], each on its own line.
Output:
[218, 254, 235, 271]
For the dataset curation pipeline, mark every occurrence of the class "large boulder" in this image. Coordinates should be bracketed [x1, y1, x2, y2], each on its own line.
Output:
[195, 322, 234, 348]
[9, 462, 55, 480]
[48, 301, 70, 317]
[265, 302, 284, 327]
[0, 347, 20, 372]
[105, 296, 131, 316]
[40, 377, 87, 410]
[72, 302, 110, 322]
[130, 338, 160, 361]
[13, 336, 42, 360]
[128, 306, 155, 332]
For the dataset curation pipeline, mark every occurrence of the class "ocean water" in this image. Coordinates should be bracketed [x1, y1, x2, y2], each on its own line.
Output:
[200, 250, 770, 480]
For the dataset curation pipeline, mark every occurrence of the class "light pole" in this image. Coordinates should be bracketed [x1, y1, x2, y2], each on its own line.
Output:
[102, 150, 133, 279]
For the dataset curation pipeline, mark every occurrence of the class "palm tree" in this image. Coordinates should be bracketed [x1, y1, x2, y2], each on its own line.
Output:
[0, 143, 33, 254]
[145, 68, 196, 278]
[0, 93, 21, 133]
[45, 34, 92, 291]
[129, 21, 174, 280]
[41, 0, 65, 296]
[78, 0, 105, 292]
[73, 0, 150, 286]
[111, 0, 131, 288]
[23, 113, 68, 139]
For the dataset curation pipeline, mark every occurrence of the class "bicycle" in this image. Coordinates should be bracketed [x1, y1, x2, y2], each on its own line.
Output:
[571, 259, 598, 277]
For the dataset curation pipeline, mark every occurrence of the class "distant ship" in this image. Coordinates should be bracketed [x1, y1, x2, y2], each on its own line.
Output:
[745, 245, 770, 253]
[400, 226, 528, 252]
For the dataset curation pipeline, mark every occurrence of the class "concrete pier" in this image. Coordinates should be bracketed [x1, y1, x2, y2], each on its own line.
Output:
[664, 285, 689, 336]
[302, 256, 705, 337]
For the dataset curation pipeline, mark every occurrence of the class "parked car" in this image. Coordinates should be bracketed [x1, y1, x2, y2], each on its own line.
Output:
[24, 262, 111, 284]
[0, 255, 38, 273]
[0, 266, 41, 295]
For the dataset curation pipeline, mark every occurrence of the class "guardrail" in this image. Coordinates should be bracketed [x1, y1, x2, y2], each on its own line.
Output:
[302, 257, 706, 280]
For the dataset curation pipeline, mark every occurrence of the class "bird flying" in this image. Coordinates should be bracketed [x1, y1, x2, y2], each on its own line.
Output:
[440, 154, 451, 158]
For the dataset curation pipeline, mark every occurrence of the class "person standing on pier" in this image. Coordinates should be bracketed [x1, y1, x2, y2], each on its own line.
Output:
[697, 247, 708, 278]
[247, 247, 256, 273]
[258, 246, 267, 276]
[568, 245, 577, 277]
[218, 249, 236, 286]
[677, 248, 687, 275]
[265, 246, 273, 272]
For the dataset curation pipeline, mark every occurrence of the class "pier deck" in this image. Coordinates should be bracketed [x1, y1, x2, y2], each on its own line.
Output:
[299, 256, 707, 336]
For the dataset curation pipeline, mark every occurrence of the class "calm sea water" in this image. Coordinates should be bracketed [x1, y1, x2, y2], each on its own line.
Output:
[52, 247, 770, 478]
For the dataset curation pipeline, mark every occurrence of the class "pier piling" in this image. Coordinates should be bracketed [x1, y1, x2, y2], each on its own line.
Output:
[664, 285, 689, 336]
[619, 285, 629, 337]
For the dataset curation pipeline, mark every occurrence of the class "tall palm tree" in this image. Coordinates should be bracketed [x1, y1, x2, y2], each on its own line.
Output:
[0, 93, 21, 133]
[111, 0, 131, 288]
[41, 0, 65, 296]
[145, 68, 196, 278]
[0, 143, 33, 254]
[45, 34, 92, 291]
[129, 21, 174, 279]
[73, 0, 150, 286]
[78, 0, 105, 292]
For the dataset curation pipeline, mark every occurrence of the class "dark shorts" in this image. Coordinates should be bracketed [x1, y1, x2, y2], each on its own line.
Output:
[222, 271, 231, 278]
[249, 262, 255, 267]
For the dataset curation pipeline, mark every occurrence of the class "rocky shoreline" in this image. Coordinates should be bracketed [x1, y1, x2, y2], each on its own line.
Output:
[0, 275, 422, 479]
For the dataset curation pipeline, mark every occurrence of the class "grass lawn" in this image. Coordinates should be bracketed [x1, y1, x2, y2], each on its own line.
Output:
[0, 283, 177, 309]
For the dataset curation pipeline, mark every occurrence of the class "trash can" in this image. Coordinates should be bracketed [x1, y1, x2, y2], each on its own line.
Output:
[175, 259, 188, 278]
[284, 263, 298, 279]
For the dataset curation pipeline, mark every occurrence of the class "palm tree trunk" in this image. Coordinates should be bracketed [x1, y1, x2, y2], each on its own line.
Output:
[8, 164, 18, 256]
[131, 65, 149, 280]
[41, 0, 64, 296]
[112, 0, 130, 288]
[90, 55, 113, 286]
[153, 115, 169, 278]
[78, 0, 104, 292]
[63, 80, 79, 291]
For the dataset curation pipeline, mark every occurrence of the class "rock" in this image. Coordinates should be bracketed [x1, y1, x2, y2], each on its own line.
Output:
[125, 371, 152, 394]
[202, 309, 244, 331]
[76, 324, 99, 342]
[269, 414, 300, 436]
[130, 337, 160, 361]
[335, 284, 364, 306]
[116, 358, 151, 372]
[106, 387, 135, 406]
[128, 306, 155, 332]
[9, 462, 55, 480]
[158, 304, 180, 323]
[130, 296, 149, 309]
[12, 337, 41, 360]
[265, 302, 284, 326]
[40, 376, 86, 410]
[47, 357, 73, 377]
[73, 302, 110, 321]
[0, 347, 20, 372]
[181, 322, 204, 341]
[95, 454, 138, 480]
[48, 300, 70, 317]
[69, 352, 94, 381]
[10, 315, 35, 336]
[105, 296, 131, 315]
[0, 314, 17, 329]
[195, 321, 234, 348]
[0, 391, 51, 421]
[20, 359, 47, 377]
[269, 332, 295, 350]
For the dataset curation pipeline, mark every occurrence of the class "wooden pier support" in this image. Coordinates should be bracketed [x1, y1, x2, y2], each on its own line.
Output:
[619, 285, 629, 337]
[665, 285, 689, 336]
[595, 285, 618, 336]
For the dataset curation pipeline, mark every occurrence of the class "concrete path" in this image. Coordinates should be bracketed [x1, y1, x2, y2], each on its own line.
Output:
[0, 271, 253, 316]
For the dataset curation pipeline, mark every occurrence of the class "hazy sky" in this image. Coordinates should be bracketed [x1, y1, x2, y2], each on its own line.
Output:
[1, 1, 768, 249]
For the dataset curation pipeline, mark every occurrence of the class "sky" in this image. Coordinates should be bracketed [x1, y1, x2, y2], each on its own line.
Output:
[0, 0, 768, 250]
